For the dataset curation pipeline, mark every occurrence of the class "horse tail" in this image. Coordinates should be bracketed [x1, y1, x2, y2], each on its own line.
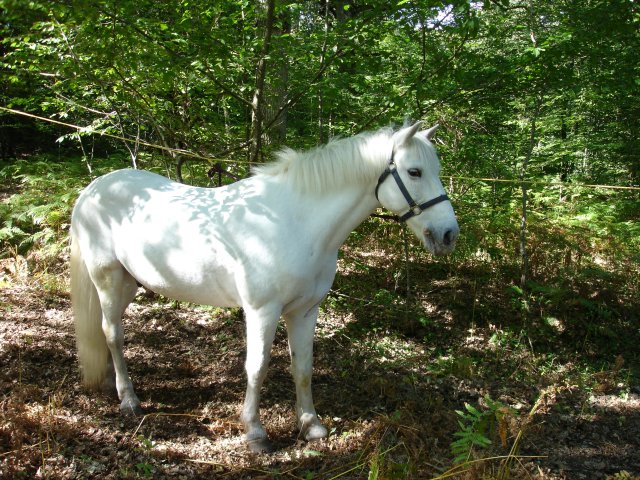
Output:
[70, 231, 109, 389]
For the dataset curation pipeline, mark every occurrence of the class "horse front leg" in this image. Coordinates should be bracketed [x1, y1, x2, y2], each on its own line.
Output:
[241, 305, 280, 453]
[285, 306, 328, 442]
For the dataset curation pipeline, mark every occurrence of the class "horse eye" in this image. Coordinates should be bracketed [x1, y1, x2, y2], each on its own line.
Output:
[408, 168, 422, 178]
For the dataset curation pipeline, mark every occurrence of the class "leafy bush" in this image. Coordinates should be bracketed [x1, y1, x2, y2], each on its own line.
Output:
[0, 155, 122, 272]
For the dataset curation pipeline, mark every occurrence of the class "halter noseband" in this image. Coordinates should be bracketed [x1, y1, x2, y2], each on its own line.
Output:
[375, 150, 450, 222]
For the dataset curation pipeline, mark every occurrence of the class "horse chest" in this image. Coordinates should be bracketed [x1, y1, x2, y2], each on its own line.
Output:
[240, 246, 337, 313]
[286, 254, 337, 309]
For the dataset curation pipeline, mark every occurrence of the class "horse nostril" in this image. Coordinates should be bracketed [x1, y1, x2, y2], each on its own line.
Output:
[443, 229, 455, 246]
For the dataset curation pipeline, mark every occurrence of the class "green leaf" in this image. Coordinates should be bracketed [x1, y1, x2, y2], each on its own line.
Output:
[303, 449, 323, 457]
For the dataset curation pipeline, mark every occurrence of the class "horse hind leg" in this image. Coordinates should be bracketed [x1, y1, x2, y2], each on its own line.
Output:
[92, 263, 141, 415]
[101, 355, 117, 396]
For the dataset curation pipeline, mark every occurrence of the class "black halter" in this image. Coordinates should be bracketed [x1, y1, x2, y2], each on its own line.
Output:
[375, 150, 450, 222]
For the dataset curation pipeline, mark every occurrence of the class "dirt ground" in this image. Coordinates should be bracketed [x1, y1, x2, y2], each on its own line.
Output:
[1, 274, 639, 479]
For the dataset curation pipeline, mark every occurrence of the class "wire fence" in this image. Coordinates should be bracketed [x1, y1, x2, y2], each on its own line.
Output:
[2, 106, 640, 192]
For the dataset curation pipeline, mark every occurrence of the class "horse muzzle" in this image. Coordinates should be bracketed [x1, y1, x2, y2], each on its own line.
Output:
[423, 223, 459, 256]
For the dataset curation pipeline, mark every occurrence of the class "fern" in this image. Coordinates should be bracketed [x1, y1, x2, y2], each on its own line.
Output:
[451, 402, 493, 464]
[450, 395, 511, 465]
[0, 156, 111, 262]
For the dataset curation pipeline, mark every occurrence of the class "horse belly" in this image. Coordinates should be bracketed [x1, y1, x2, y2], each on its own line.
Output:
[148, 268, 240, 307]
[116, 237, 242, 307]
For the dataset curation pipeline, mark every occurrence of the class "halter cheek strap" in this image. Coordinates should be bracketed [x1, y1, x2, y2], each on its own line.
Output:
[375, 151, 450, 223]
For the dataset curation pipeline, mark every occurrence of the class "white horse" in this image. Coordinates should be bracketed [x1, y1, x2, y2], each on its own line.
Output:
[70, 122, 459, 452]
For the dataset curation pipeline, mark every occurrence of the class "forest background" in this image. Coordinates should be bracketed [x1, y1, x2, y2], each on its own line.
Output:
[0, 0, 639, 479]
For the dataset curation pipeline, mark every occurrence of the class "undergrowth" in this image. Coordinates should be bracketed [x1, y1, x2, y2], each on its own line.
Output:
[0, 155, 125, 281]
[1, 155, 639, 479]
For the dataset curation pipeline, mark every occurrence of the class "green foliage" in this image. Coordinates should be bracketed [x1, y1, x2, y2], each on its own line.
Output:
[0, 156, 122, 268]
[0, 159, 75, 259]
[134, 462, 154, 478]
[451, 395, 512, 465]
[2, 0, 638, 196]
[0, 4, 638, 475]
[606, 471, 640, 480]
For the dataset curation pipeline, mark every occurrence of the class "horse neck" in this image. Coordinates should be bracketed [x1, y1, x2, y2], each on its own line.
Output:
[299, 182, 380, 253]
[264, 130, 393, 252]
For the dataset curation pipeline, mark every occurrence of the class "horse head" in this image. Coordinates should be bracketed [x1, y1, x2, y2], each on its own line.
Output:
[376, 122, 459, 256]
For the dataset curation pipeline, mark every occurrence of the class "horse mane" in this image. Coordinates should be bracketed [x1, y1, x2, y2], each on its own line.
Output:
[253, 127, 394, 193]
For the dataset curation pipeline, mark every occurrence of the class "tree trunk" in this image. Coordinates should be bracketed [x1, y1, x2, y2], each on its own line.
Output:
[264, 16, 290, 146]
[250, 0, 276, 164]
[520, 97, 541, 289]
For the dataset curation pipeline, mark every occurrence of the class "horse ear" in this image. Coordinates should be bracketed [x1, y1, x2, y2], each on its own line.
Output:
[394, 121, 423, 147]
[422, 124, 439, 140]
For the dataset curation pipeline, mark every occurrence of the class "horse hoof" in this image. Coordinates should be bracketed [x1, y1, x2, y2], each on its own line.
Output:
[120, 399, 142, 417]
[304, 423, 328, 442]
[246, 438, 276, 454]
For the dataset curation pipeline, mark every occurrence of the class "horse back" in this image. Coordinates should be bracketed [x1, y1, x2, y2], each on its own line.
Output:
[71, 169, 335, 310]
